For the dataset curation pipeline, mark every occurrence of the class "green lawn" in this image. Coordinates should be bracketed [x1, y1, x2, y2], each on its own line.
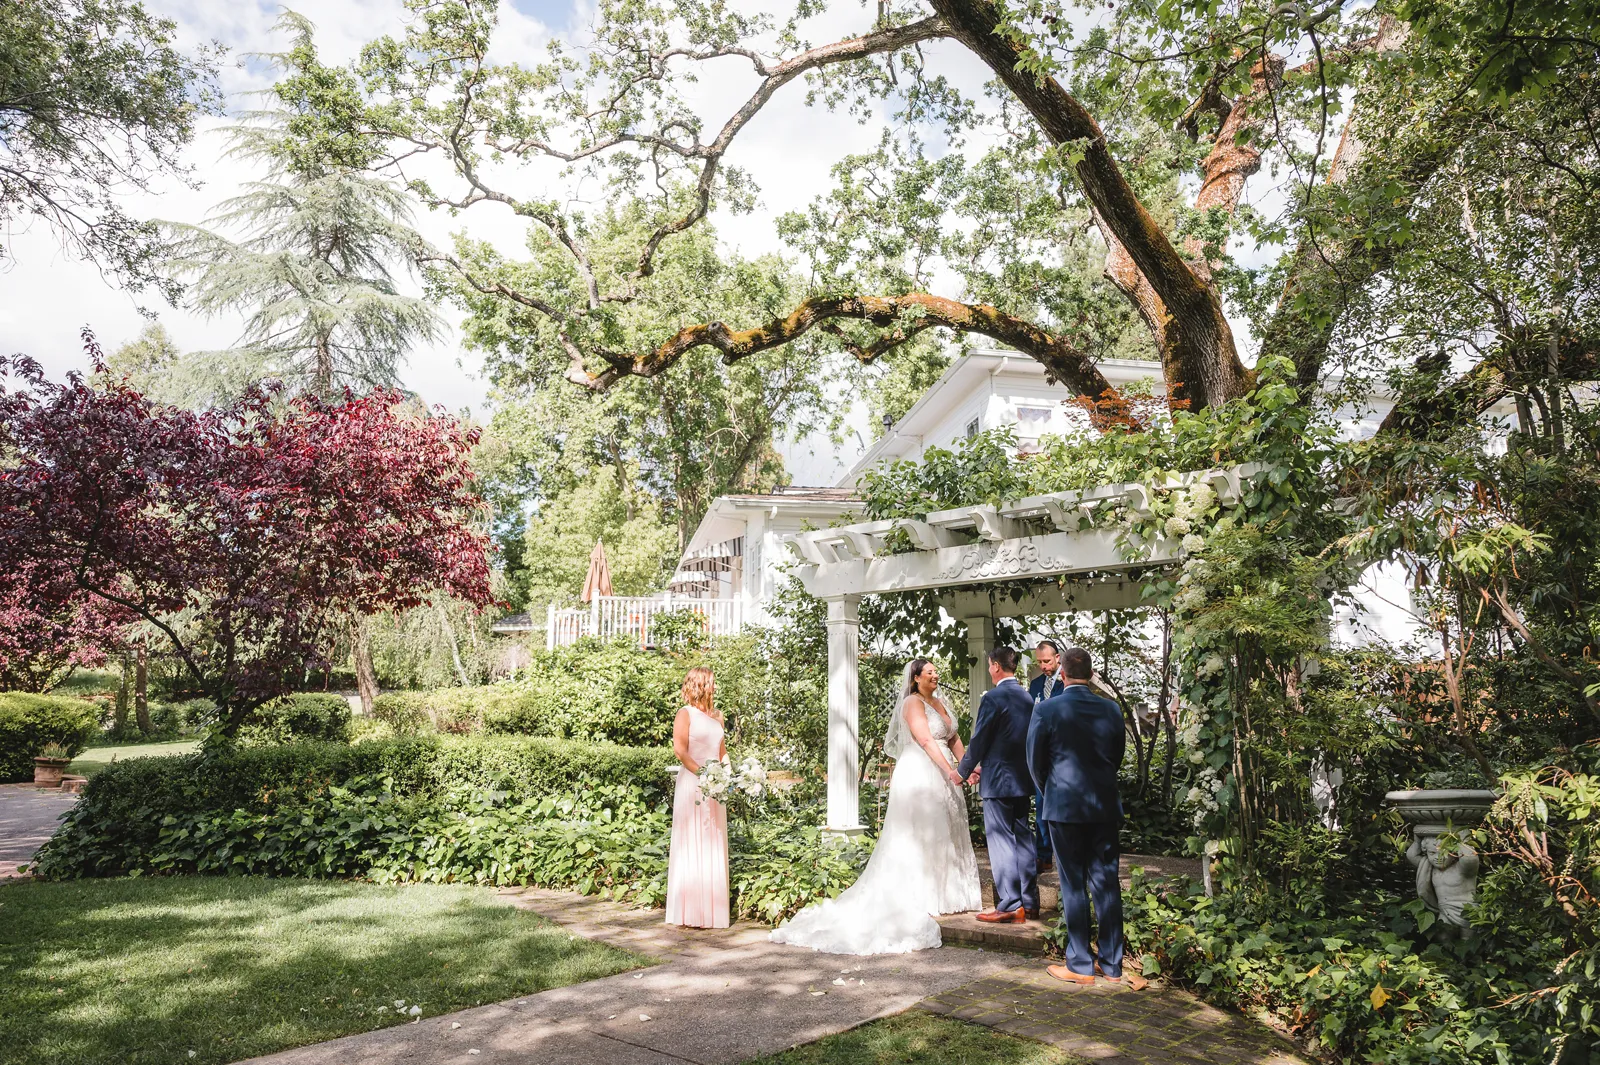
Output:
[0, 877, 646, 1065]
[69, 739, 200, 777]
[744, 1011, 1084, 1065]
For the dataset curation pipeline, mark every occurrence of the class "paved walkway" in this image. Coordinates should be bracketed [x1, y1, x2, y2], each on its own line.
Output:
[0, 783, 78, 879]
[920, 966, 1305, 1065]
[242, 888, 1309, 1065]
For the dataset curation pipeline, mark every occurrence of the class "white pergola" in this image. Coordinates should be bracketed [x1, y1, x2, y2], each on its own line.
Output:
[786, 462, 1264, 832]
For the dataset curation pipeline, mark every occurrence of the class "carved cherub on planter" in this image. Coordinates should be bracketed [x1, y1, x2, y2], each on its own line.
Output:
[1405, 831, 1481, 936]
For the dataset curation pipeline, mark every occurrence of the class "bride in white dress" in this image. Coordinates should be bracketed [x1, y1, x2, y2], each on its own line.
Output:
[769, 659, 982, 954]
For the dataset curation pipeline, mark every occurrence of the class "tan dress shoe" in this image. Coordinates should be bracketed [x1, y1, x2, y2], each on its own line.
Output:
[1046, 964, 1095, 985]
[975, 907, 1027, 924]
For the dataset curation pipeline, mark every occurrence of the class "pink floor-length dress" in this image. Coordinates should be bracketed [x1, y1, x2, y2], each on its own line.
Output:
[666, 706, 730, 928]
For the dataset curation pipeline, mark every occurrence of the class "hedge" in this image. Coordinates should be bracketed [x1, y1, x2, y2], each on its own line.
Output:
[0, 693, 102, 781]
[369, 637, 684, 746]
[29, 734, 676, 878]
[240, 692, 353, 745]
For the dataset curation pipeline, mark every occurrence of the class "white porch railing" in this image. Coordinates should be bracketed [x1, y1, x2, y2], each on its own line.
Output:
[545, 595, 744, 649]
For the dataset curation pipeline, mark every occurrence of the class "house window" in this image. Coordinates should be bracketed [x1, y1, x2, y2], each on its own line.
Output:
[964, 416, 980, 439]
[1016, 406, 1054, 433]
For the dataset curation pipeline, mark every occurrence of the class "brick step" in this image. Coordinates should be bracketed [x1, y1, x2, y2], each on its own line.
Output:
[950, 849, 1200, 952]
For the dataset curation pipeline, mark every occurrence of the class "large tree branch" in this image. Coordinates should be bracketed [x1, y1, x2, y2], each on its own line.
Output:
[569, 291, 1129, 421]
[411, 15, 951, 313]
[1093, 54, 1285, 394]
[928, 0, 1247, 412]
[1377, 333, 1600, 437]
[629, 16, 952, 287]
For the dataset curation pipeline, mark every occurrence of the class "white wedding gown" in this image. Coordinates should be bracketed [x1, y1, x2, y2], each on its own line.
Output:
[769, 697, 981, 954]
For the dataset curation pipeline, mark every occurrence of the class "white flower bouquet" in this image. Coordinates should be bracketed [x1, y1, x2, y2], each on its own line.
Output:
[696, 754, 769, 806]
[696, 759, 732, 803]
[733, 756, 768, 798]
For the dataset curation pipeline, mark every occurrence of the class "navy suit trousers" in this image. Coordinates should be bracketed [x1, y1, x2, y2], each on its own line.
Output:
[982, 795, 1039, 914]
[1049, 821, 1123, 977]
[1033, 790, 1053, 863]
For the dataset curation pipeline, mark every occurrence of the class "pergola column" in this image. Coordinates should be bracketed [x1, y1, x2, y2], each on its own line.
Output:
[825, 594, 864, 834]
[963, 615, 996, 718]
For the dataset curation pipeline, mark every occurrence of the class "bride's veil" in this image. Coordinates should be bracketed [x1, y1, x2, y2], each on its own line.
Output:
[882, 660, 921, 760]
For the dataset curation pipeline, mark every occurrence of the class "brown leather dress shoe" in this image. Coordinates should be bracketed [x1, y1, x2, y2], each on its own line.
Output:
[1046, 964, 1095, 985]
[1094, 961, 1149, 990]
[975, 907, 1027, 924]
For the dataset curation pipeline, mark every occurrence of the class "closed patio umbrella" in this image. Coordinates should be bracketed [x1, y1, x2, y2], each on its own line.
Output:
[580, 539, 614, 602]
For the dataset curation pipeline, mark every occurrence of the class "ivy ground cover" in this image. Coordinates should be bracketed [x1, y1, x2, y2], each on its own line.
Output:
[0, 877, 642, 1065]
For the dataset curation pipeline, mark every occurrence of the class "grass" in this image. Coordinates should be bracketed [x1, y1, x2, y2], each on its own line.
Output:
[68, 740, 201, 778]
[743, 1011, 1084, 1065]
[0, 877, 645, 1065]
[51, 670, 122, 697]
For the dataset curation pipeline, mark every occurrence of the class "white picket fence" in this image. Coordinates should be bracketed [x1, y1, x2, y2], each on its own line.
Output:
[545, 596, 744, 649]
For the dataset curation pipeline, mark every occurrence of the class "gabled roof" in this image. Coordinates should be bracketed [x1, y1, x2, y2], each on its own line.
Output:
[841, 350, 1163, 486]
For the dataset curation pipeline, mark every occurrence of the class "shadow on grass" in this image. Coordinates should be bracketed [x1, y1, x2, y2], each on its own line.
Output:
[0, 876, 645, 1065]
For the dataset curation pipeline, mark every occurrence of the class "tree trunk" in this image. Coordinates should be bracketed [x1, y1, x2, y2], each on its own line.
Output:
[113, 653, 131, 734]
[133, 643, 151, 735]
[437, 602, 471, 687]
[352, 616, 379, 716]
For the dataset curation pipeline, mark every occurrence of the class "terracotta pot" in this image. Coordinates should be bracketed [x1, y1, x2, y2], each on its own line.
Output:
[33, 757, 71, 788]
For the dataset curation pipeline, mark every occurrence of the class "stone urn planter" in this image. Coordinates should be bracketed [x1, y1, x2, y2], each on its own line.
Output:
[1384, 788, 1497, 935]
[33, 756, 72, 788]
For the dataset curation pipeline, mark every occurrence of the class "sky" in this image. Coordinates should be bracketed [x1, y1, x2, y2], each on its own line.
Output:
[0, 0, 1005, 485]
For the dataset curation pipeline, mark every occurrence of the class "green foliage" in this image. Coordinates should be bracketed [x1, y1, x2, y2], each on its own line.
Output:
[1123, 873, 1589, 1065]
[0, 693, 101, 781]
[1476, 745, 1600, 1055]
[238, 693, 353, 746]
[31, 751, 871, 925]
[0, 0, 220, 296]
[466, 206, 839, 610]
[29, 735, 676, 878]
[518, 468, 680, 608]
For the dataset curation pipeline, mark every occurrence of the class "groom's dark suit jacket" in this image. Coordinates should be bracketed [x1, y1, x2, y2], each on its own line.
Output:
[956, 677, 1034, 799]
[1027, 682, 1125, 823]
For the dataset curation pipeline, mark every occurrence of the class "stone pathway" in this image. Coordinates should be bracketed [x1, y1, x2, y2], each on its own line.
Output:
[240, 887, 1309, 1065]
[920, 965, 1306, 1065]
[0, 782, 78, 879]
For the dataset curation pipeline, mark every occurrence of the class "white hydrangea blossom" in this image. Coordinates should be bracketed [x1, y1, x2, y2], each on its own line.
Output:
[1183, 766, 1225, 829]
[1181, 533, 1205, 554]
[1164, 515, 1192, 537]
[733, 756, 768, 798]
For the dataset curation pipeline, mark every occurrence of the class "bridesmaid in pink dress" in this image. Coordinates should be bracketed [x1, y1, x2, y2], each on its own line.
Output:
[666, 666, 730, 928]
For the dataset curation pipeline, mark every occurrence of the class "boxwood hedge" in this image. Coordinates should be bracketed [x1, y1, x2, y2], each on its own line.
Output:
[0, 693, 102, 781]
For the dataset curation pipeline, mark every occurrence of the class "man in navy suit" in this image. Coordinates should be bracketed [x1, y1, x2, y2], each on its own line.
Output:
[956, 646, 1039, 923]
[1028, 647, 1145, 988]
[1026, 639, 1064, 870]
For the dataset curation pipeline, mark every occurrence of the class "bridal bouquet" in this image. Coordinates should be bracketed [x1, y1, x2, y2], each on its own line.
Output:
[696, 755, 768, 805]
[696, 759, 733, 803]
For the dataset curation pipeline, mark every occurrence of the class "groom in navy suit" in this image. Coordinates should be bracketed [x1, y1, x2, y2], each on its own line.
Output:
[1028, 647, 1145, 988]
[956, 646, 1039, 923]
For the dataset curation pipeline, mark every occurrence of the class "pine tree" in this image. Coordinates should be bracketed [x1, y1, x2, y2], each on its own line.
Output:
[165, 12, 440, 400]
